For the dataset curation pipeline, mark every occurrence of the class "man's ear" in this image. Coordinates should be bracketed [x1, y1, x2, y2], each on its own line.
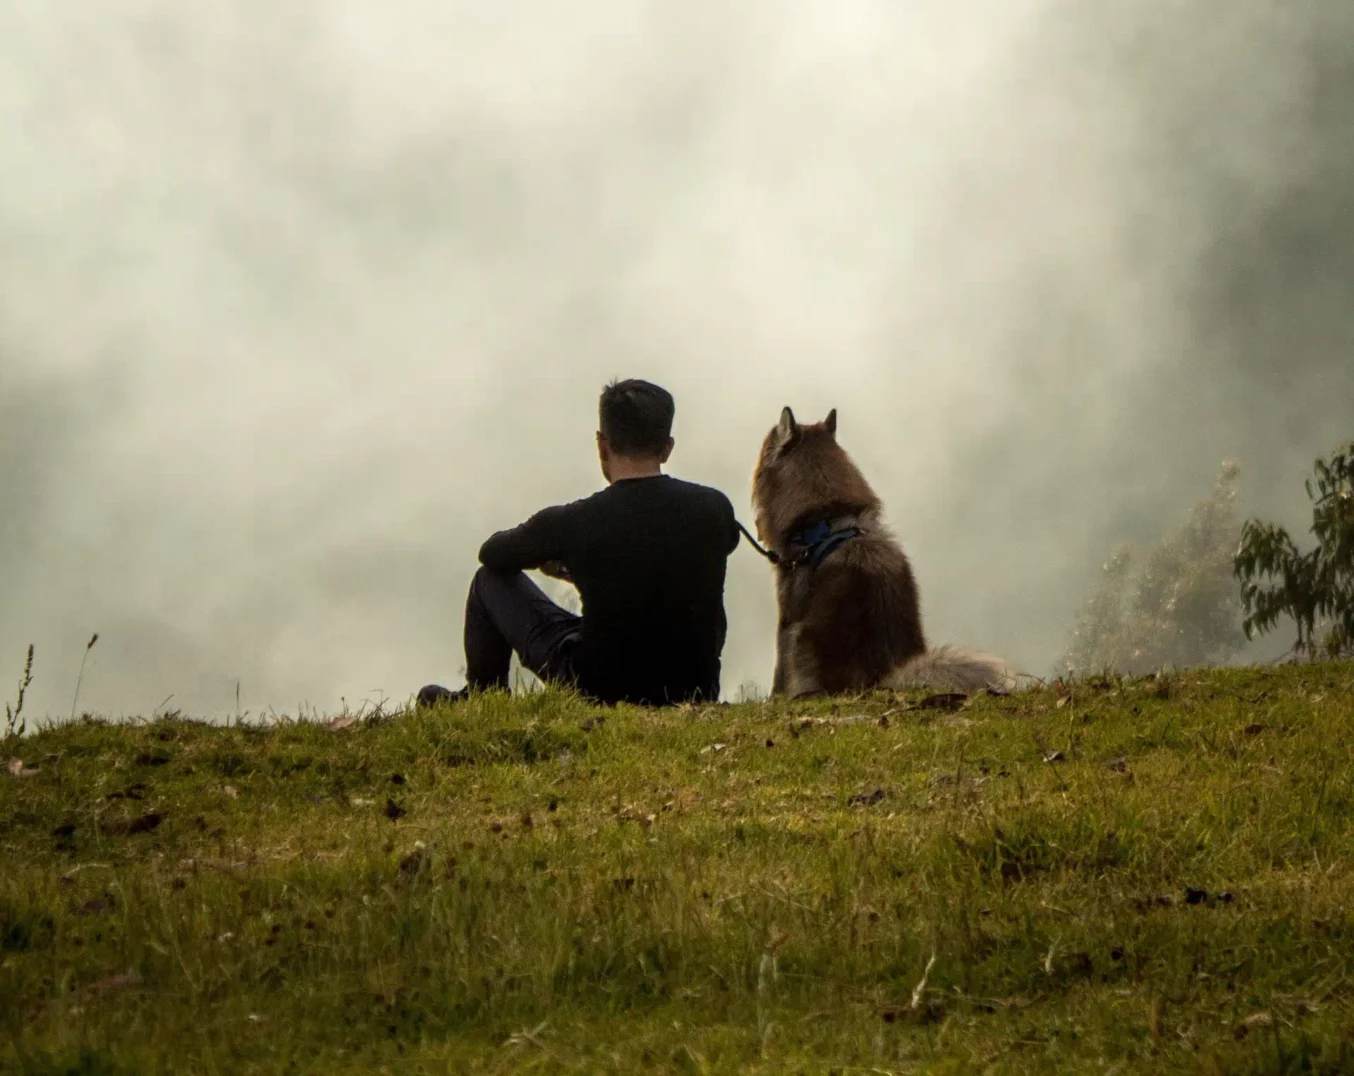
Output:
[824, 408, 837, 437]
[772, 406, 799, 451]
[659, 437, 675, 464]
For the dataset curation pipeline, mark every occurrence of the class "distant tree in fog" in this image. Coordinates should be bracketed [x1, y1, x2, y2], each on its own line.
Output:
[1064, 462, 1245, 676]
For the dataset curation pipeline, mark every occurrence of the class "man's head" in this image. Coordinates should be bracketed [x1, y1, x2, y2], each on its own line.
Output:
[597, 379, 675, 482]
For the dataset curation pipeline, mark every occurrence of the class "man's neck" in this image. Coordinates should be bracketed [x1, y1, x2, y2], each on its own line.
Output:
[607, 457, 664, 483]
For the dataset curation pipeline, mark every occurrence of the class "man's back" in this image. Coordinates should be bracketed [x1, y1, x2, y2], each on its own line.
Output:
[479, 475, 739, 705]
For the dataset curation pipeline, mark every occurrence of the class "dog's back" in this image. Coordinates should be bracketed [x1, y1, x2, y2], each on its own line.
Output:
[782, 531, 925, 693]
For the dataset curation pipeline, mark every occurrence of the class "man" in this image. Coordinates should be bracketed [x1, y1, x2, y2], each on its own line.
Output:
[418, 379, 740, 708]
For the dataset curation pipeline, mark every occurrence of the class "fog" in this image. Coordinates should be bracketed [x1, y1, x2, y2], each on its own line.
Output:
[3, 1, 1352, 718]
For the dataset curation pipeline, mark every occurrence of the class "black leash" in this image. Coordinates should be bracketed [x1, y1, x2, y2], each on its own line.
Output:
[738, 518, 864, 572]
[737, 520, 781, 566]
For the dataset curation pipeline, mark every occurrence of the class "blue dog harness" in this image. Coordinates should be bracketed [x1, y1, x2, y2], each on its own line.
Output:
[787, 519, 862, 570]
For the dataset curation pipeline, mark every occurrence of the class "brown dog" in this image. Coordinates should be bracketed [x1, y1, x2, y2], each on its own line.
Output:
[752, 407, 1017, 697]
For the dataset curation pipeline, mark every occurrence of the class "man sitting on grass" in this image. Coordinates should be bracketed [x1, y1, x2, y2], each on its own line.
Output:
[418, 379, 740, 708]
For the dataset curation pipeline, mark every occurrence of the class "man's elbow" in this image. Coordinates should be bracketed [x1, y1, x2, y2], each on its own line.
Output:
[480, 536, 536, 574]
[478, 536, 511, 571]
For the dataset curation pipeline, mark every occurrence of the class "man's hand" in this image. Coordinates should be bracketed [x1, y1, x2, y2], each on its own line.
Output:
[538, 560, 574, 583]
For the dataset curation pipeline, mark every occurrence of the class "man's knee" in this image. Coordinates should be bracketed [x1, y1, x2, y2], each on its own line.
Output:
[470, 565, 524, 600]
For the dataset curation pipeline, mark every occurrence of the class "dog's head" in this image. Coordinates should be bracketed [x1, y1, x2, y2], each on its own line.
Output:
[757, 406, 836, 469]
[752, 406, 879, 546]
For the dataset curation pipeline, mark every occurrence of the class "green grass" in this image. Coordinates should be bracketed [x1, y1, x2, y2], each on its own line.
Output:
[4, 664, 1354, 1073]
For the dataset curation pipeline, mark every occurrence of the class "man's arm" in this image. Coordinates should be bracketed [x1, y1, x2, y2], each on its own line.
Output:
[478, 505, 572, 573]
[719, 493, 740, 555]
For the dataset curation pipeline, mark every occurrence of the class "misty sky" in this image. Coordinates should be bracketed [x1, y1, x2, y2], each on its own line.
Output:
[3, 1, 1352, 718]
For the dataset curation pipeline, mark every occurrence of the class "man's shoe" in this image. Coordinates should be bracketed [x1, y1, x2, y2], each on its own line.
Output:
[416, 684, 470, 709]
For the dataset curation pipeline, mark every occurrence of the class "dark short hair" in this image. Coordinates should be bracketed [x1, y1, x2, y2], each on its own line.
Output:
[599, 379, 675, 456]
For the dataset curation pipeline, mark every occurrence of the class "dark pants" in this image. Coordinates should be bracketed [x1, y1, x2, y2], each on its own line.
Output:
[465, 567, 582, 692]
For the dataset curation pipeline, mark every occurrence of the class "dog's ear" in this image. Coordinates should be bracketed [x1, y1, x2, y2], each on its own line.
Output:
[824, 408, 837, 437]
[771, 406, 799, 452]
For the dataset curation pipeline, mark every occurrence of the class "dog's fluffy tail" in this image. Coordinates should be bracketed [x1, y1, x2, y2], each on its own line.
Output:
[884, 645, 1021, 695]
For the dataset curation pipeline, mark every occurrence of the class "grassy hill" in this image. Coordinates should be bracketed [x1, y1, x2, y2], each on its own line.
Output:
[4, 663, 1354, 1073]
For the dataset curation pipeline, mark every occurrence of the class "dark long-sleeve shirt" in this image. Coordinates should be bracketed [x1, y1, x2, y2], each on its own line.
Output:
[479, 475, 740, 705]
